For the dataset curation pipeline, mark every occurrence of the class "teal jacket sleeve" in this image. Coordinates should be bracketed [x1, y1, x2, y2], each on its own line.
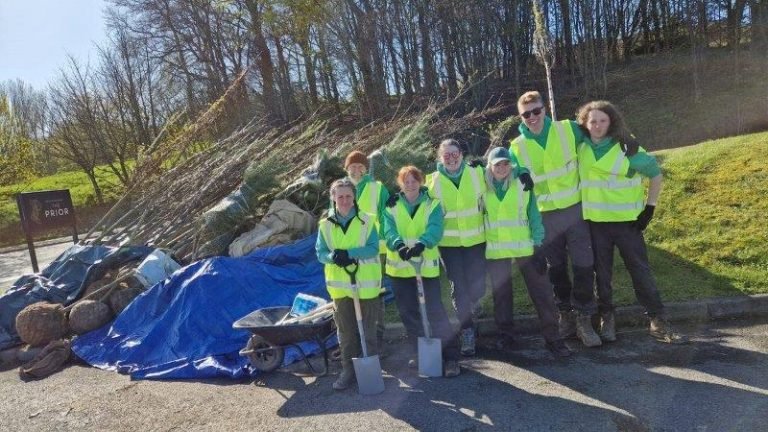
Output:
[347, 225, 380, 260]
[382, 207, 403, 251]
[418, 201, 444, 248]
[527, 192, 545, 246]
[568, 120, 585, 145]
[315, 224, 333, 264]
[628, 150, 661, 178]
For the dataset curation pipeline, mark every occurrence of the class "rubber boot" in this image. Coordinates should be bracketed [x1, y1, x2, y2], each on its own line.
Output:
[558, 310, 577, 339]
[576, 314, 602, 347]
[599, 312, 617, 342]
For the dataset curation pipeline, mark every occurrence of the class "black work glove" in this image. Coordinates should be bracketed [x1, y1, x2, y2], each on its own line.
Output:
[633, 205, 655, 231]
[408, 242, 425, 258]
[396, 243, 410, 261]
[621, 137, 640, 157]
[386, 194, 399, 208]
[332, 249, 353, 266]
[519, 172, 534, 191]
[531, 247, 548, 275]
[468, 159, 484, 168]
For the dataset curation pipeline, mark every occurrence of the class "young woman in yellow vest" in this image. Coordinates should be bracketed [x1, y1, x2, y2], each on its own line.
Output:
[425, 139, 487, 356]
[576, 100, 687, 344]
[315, 178, 383, 391]
[382, 166, 460, 377]
[483, 147, 572, 357]
[344, 150, 391, 354]
[511, 90, 602, 348]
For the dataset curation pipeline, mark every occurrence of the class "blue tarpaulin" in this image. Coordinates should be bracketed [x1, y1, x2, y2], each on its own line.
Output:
[71, 234, 330, 380]
[0, 244, 153, 350]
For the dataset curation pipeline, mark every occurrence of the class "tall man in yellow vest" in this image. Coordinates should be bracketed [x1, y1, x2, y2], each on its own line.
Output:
[510, 91, 602, 347]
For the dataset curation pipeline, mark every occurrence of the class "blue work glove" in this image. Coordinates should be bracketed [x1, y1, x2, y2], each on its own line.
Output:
[407, 242, 425, 258]
[332, 249, 354, 267]
[396, 243, 410, 261]
[519, 172, 534, 191]
[633, 205, 655, 231]
[531, 246, 548, 275]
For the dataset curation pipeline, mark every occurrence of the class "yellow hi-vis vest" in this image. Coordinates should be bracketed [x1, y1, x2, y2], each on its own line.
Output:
[484, 181, 535, 259]
[356, 180, 386, 254]
[384, 198, 441, 278]
[319, 213, 382, 300]
[579, 142, 645, 222]
[427, 166, 485, 247]
[510, 120, 580, 212]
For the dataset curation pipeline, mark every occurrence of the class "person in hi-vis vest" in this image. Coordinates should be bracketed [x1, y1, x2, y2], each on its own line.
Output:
[315, 178, 382, 391]
[425, 139, 487, 356]
[575, 100, 688, 345]
[382, 166, 461, 377]
[510, 91, 602, 348]
[343, 150, 390, 353]
[483, 146, 572, 357]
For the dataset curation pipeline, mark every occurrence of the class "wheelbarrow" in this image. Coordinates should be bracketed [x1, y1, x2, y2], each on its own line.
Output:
[232, 306, 336, 376]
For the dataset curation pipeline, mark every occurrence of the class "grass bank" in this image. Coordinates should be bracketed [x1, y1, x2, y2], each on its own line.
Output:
[387, 131, 768, 321]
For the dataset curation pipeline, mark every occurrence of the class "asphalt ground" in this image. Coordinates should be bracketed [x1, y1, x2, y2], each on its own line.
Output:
[1, 317, 767, 431]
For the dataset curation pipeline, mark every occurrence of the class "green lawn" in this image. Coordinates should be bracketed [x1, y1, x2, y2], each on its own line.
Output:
[387, 131, 768, 322]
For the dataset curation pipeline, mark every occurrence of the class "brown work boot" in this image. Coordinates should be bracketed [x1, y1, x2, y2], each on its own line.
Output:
[599, 312, 617, 343]
[332, 368, 356, 391]
[576, 314, 602, 347]
[558, 310, 577, 339]
[649, 317, 689, 344]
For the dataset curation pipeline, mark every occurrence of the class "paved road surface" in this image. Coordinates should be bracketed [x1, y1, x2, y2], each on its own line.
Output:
[0, 241, 75, 289]
[1, 318, 767, 431]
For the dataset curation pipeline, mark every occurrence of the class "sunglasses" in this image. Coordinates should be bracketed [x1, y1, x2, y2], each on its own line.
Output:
[521, 107, 544, 119]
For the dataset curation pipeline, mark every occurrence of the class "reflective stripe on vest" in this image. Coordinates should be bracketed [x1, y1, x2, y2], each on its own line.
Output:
[579, 142, 646, 222]
[356, 180, 387, 254]
[427, 166, 485, 247]
[484, 179, 535, 259]
[384, 198, 441, 278]
[511, 120, 581, 212]
[320, 213, 382, 299]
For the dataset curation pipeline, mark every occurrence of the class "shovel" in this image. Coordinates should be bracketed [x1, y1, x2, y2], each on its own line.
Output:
[410, 258, 443, 377]
[343, 263, 385, 395]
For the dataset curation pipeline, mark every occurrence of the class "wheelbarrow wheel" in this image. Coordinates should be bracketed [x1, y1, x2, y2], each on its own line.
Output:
[245, 335, 284, 372]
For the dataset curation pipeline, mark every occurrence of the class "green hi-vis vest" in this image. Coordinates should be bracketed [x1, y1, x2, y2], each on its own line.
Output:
[484, 181, 534, 259]
[319, 213, 382, 300]
[384, 198, 441, 278]
[579, 142, 645, 222]
[511, 120, 580, 212]
[427, 166, 485, 247]
[356, 180, 386, 254]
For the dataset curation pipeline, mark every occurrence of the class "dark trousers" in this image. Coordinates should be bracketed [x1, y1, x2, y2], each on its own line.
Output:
[390, 276, 459, 360]
[541, 203, 597, 315]
[439, 243, 487, 330]
[589, 221, 665, 317]
[487, 257, 560, 343]
[333, 296, 380, 371]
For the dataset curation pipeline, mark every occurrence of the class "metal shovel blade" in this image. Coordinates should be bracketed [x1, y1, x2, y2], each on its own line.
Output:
[418, 336, 443, 377]
[352, 355, 385, 395]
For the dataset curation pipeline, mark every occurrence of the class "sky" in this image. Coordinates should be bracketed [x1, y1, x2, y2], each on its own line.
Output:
[0, 0, 108, 90]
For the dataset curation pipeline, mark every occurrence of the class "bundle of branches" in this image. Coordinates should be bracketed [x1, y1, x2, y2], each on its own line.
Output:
[85, 79, 505, 263]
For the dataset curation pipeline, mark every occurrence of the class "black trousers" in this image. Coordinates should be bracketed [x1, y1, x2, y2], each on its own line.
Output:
[487, 257, 561, 343]
[390, 275, 459, 359]
[589, 221, 665, 317]
[541, 203, 597, 315]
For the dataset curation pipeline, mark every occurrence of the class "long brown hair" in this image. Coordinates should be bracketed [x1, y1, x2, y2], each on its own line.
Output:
[576, 100, 632, 142]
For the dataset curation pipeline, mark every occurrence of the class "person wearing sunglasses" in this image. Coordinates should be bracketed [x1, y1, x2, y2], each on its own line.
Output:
[575, 100, 687, 344]
[510, 91, 603, 348]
